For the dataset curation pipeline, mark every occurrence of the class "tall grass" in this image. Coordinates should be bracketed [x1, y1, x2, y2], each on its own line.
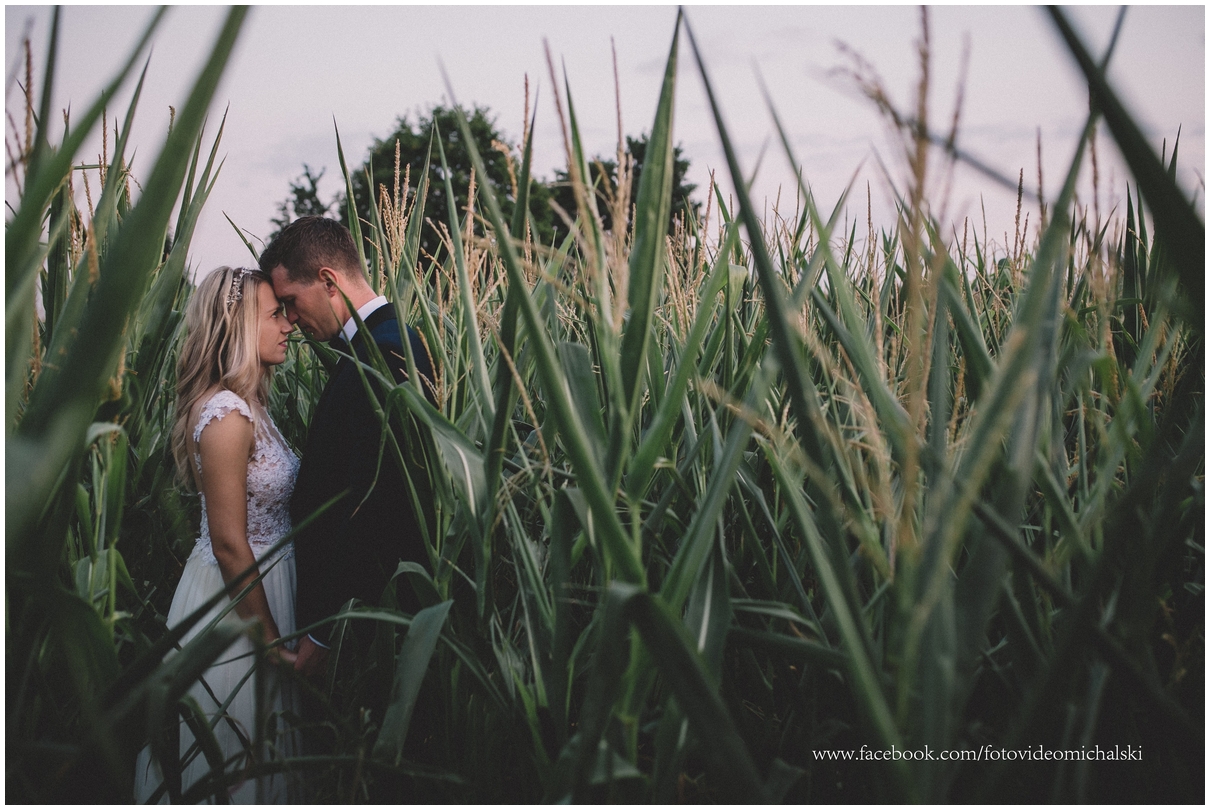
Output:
[7, 7, 1202, 803]
[5, 9, 260, 802]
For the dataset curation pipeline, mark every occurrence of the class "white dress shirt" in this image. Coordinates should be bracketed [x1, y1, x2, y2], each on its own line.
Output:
[341, 295, 389, 344]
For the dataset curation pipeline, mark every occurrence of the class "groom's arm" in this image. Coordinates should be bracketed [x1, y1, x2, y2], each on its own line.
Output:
[292, 374, 369, 646]
[292, 474, 358, 645]
[294, 326, 437, 643]
[332, 326, 434, 608]
[294, 633, 329, 676]
[297, 365, 410, 638]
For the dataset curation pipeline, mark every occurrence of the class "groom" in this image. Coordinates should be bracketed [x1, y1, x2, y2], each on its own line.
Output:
[260, 216, 436, 676]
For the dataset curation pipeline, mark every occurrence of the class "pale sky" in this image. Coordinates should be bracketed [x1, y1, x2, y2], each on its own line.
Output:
[5, 4, 1205, 272]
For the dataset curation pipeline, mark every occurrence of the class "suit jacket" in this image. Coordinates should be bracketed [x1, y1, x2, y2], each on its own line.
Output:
[291, 303, 436, 643]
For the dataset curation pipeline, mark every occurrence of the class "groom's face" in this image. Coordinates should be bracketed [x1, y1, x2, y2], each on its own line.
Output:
[268, 264, 347, 341]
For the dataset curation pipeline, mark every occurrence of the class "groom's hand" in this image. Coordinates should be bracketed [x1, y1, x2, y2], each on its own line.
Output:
[294, 635, 329, 678]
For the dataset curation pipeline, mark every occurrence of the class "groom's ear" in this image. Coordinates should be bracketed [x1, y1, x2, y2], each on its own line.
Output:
[318, 267, 340, 293]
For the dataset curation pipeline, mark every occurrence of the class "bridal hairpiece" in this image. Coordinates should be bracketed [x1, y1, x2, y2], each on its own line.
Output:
[226, 267, 253, 310]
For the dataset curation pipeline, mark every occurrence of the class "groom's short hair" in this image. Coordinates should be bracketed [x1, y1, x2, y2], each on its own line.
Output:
[259, 216, 361, 283]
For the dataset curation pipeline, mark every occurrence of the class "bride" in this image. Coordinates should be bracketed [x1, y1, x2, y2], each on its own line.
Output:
[134, 266, 300, 803]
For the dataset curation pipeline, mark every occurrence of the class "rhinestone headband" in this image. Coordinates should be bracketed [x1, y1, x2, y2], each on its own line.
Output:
[225, 267, 254, 310]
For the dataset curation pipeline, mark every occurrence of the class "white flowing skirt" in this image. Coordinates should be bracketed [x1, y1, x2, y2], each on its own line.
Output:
[133, 545, 299, 804]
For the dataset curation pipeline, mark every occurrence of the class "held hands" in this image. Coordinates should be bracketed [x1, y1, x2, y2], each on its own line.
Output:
[260, 620, 298, 667]
[293, 634, 330, 678]
[266, 641, 298, 667]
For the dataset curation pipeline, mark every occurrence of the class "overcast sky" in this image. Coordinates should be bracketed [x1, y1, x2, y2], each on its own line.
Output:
[5, 4, 1205, 272]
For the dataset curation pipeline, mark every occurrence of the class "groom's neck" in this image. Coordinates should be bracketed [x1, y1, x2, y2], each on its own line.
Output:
[335, 280, 379, 326]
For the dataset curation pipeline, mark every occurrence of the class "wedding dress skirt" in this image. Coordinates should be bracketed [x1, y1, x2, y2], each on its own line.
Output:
[134, 391, 300, 803]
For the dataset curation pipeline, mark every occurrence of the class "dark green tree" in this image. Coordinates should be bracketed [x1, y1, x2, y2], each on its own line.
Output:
[272, 111, 701, 264]
[549, 133, 700, 244]
[269, 164, 337, 242]
[344, 105, 555, 263]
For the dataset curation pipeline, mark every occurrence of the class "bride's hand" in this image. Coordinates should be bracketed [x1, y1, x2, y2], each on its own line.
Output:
[265, 639, 298, 667]
[259, 621, 297, 666]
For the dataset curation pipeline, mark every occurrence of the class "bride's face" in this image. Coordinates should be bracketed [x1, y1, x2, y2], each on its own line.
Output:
[257, 281, 294, 367]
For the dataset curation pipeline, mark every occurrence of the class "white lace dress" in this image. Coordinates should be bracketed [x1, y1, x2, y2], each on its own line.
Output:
[134, 390, 300, 804]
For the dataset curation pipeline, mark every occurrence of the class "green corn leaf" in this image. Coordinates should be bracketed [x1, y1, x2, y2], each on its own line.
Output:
[561, 76, 609, 292]
[176, 695, 229, 786]
[7, 19, 161, 434]
[622, 585, 766, 802]
[7, 7, 165, 304]
[89, 60, 149, 248]
[482, 109, 540, 519]
[587, 739, 643, 786]
[938, 251, 992, 400]
[727, 626, 846, 670]
[512, 525, 555, 711]
[442, 76, 644, 584]
[558, 341, 607, 466]
[547, 490, 576, 742]
[559, 75, 630, 475]
[912, 95, 1107, 791]
[684, 16, 842, 490]
[627, 224, 737, 500]
[926, 278, 952, 480]
[131, 111, 227, 390]
[41, 180, 74, 351]
[334, 120, 370, 282]
[225, 211, 263, 262]
[683, 537, 731, 684]
[1048, 7, 1203, 329]
[484, 280, 523, 513]
[434, 120, 494, 425]
[373, 600, 454, 765]
[1035, 449, 1092, 565]
[334, 320, 487, 523]
[809, 285, 913, 464]
[661, 360, 772, 611]
[10, 8, 249, 579]
[386, 141, 442, 410]
[511, 104, 539, 239]
[140, 619, 251, 781]
[390, 560, 443, 609]
[763, 444, 910, 789]
[619, 14, 679, 420]
[764, 759, 806, 803]
[546, 584, 631, 801]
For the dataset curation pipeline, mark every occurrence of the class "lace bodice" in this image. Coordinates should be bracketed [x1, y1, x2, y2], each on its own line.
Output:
[188, 390, 299, 568]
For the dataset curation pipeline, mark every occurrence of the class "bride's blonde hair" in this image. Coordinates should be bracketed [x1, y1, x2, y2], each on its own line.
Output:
[171, 266, 272, 486]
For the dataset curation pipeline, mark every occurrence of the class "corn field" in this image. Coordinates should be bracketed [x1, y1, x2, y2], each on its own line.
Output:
[6, 7, 1203, 804]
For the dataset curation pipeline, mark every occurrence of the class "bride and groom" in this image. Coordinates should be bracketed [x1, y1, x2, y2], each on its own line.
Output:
[133, 216, 435, 802]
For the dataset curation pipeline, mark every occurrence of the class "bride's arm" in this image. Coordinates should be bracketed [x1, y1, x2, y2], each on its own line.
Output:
[197, 412, 295, 663]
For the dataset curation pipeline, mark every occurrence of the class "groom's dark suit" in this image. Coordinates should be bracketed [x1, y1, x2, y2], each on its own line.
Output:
[291, 303, 435, 643]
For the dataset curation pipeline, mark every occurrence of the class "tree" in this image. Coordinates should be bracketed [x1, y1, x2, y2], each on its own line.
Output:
[271, 109, 702, 265]
[344, 105, 554, 264]
[549, 133, 700, 245]
[268, 164, 337, 242]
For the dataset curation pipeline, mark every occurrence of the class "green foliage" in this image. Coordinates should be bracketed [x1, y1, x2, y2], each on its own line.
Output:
[269, 163, 338, 241]
[8, 8, 1202, 805]
[284, 106, 702, 265]
[549, 133, 700, 244]
[6, 8, 254, 802]
[344, 104, 556, 263]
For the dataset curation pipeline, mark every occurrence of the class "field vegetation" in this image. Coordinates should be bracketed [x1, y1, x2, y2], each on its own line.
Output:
[6, 7, 1203, 803]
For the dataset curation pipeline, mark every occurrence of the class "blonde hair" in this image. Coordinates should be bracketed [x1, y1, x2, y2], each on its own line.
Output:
[171, 266, 272, 486]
